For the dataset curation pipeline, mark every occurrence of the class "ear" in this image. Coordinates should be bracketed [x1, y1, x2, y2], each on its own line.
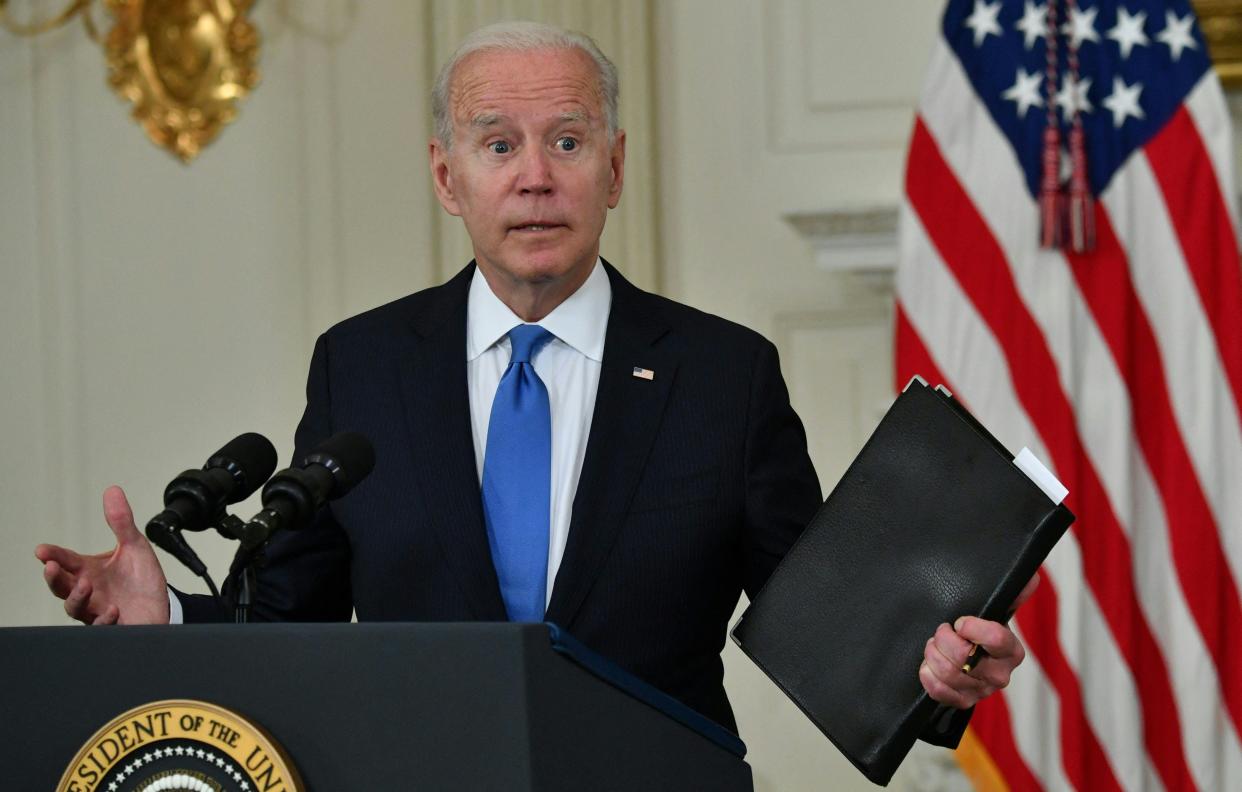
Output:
[429, 137, 462, 216]
[606, 129, 626, 209]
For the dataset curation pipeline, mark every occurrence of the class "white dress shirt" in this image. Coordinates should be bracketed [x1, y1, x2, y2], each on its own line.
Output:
[466, 258, 611, 607]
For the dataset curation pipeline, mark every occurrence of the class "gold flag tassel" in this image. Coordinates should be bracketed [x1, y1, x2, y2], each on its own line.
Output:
[1064, 0, 1096, 253]
[1039, 0, 1064, 249]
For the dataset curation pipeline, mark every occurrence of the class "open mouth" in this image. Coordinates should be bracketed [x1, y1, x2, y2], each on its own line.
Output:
[510, 223, 565, 233]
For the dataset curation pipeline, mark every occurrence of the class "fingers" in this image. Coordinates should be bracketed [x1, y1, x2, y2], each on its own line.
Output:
[42, 559, 78, 599]
[102, 485, 143, 547]
[34, 543, 85, 574]
[968, 655, 1017, 691]
[921, 621, 1023, 709]
[38, 491, 146, 627]
[955, 616, 1022, 660]
[63, 576, 95, 624]
[924, 616, 1029, 706]
[919, 661, 975, 710]
[920, 628, 985, 709]
[924, 633, 985, 690]
[934, 620, 976, 666]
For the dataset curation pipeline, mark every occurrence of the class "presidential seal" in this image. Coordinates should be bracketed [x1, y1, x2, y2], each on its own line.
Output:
[57, 700, 302, 792]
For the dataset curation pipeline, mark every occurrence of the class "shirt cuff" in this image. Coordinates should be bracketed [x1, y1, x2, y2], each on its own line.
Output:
[167, 586, 183, 625]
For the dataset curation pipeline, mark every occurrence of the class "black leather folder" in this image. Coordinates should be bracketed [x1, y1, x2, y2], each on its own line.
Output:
[731, 377, 1074, 786]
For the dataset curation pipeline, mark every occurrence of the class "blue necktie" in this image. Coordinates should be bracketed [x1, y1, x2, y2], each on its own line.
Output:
[482, 325, 555, 622]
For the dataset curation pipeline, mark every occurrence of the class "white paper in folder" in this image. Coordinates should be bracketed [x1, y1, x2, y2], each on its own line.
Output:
[1014, 447, 1068, 504]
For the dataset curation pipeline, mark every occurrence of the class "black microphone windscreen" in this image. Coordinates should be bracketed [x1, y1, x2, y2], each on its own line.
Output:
[207, 432, 278, 502]
[302, 431, 375, 497]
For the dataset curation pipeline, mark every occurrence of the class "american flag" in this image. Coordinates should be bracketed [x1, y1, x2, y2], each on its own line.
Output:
[895, 1, 1242, 790]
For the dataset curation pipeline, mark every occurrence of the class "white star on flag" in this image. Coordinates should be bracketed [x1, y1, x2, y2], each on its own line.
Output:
[1156, 10, 1198, 61]
[1055, 74, 1094, 117]
[1103, 75, 1145, 126]
[1108, 7, 1150, 59]
[964, 0, 1003, 46]
[1061, 4, 1101, 48]
[1015, 1, 1048, 49]
[1003, 67, 1044, 118]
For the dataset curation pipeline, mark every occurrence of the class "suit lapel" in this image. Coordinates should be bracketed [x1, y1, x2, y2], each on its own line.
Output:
[398, 263, 508, 620]
[545, 263, 677, 627]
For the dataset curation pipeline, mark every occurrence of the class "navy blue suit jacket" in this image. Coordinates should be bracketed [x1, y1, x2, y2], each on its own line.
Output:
[184, 260, 824, 731]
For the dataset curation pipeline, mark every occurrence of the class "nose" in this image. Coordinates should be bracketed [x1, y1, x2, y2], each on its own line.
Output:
[515, 146, 553, 195]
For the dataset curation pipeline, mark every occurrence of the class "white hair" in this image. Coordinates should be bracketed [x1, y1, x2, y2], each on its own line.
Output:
[431, 20, 619, 149]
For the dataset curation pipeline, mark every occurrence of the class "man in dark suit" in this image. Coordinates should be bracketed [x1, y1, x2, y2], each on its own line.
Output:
[36, 21, 1030, 736]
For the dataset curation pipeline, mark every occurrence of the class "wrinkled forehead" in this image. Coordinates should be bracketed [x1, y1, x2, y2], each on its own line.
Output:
[448, 47, 605, 128]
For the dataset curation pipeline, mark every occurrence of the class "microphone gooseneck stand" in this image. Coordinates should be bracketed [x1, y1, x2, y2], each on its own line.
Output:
[229, 551, 261, 624]
[216, 514, 264, 624]
[145, 521, 224, 603]
[155, 511, 267, 623]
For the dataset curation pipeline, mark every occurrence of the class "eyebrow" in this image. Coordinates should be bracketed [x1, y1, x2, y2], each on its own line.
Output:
[470, 113, 504, 129]
[468, 110, 591, 130]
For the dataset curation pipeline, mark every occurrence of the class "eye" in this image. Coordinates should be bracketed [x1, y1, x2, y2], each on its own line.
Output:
[555, 137, 578, 152]
[488, 141, 511, 155]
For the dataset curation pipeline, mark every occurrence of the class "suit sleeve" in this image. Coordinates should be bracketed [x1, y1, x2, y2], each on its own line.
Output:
[741, 338, 972, 749]
[741, 338, 822, 599]
[176, 333, 354, 623]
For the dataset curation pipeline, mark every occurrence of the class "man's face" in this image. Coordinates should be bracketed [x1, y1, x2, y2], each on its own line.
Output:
[429, 47, 625, 298]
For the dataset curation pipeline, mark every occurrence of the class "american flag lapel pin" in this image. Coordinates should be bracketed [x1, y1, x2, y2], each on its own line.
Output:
[632, 366, 655, 381]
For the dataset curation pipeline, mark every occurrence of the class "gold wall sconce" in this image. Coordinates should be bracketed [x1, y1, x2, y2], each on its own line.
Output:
[2, 0, 260, 163]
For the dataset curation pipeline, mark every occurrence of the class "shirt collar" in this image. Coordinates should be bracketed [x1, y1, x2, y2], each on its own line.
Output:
[466, 258, 611, 362]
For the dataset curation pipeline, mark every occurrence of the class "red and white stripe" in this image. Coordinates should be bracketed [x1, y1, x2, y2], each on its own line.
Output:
[897, 37, 1242, 792]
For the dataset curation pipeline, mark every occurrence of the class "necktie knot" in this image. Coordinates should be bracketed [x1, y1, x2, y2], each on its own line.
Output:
[507, 324, 554, 365]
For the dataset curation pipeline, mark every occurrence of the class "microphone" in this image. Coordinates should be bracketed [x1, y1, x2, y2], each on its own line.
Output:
[146, 432, 279, 535]
[144, 433, 277, 581]
[241, 431, 375, 547]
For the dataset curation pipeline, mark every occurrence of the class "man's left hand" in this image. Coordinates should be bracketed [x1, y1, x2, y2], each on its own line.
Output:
[918, 573, 1039, 709]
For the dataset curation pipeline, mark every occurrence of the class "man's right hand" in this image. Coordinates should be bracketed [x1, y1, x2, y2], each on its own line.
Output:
[35, 485, 171, 625]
